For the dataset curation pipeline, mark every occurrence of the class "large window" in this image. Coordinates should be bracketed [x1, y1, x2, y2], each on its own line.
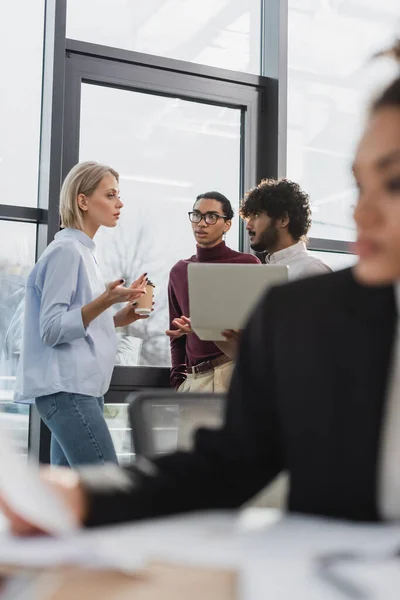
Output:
[308, 250, 358, 272]
[0, 0, 45, 455]
[0, 0, 45, 207]
[63, 45, 270, 370]
[287, 0, 399, 242]
[66, 0, 262, 74]
[78, 84, 241, 367]
[0, 223, 37, 457]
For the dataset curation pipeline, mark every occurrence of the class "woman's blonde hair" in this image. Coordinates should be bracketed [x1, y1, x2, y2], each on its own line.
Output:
[59, 161, 119, 230]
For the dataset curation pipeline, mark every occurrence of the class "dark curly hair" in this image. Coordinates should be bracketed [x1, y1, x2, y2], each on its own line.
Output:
[240, 179, 312, 241]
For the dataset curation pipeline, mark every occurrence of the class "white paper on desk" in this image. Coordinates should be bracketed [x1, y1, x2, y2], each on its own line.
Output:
[0, 532, 111, 569]
[0, 431, 76, 535]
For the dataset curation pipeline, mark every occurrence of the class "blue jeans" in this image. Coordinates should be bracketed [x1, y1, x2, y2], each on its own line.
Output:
[35, 392, 118, 467]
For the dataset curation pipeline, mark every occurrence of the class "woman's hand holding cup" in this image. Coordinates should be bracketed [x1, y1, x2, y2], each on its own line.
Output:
[112, 275, 155, 327]
[133, 279, 155, 316]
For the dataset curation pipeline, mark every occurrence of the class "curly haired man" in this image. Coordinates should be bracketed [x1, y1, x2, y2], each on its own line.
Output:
[241, 178, 331, 278]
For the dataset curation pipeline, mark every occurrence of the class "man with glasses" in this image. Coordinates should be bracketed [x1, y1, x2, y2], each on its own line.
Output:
[166, 191, 259, 393]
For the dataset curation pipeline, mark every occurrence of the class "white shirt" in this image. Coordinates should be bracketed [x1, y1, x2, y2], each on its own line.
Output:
[266, 241, 332, 280]
[14, 228, 117, 403]
[379, 284, 400, 520]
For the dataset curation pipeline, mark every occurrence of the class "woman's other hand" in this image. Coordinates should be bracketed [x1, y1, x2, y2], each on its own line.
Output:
[106, 274, 147, 305]
[82, 274, 148, 328]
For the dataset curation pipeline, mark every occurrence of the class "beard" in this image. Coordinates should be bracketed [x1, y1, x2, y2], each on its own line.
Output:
[250, 222, 279, 253]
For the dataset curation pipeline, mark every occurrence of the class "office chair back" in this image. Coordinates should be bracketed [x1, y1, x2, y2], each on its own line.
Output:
[128, 390, 226, 457]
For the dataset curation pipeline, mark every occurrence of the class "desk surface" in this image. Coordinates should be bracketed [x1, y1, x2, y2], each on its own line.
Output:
[1, 509, 400, 599]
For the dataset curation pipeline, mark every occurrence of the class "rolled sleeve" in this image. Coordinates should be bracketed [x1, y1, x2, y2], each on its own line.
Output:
[59, 306, 87, 342]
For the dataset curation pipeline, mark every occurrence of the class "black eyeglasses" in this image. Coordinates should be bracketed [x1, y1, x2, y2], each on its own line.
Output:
[188, 211, 229, 225]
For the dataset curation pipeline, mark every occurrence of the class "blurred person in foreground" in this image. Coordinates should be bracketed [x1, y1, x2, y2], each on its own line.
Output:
[2, 41, 400, 531]
[165, 192, 259, 393]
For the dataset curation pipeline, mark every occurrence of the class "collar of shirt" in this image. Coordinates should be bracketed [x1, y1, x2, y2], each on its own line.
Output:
[55, 228, 96, 251]
[266, 241, 307, 265]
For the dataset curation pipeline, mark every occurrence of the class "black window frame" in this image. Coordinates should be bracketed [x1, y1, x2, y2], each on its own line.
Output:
[62, 38, 277, 250]
[59, 39, 278, 396]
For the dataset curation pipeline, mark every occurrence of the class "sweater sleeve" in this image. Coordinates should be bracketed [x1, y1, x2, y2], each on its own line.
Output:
[168, 276, 187, 389]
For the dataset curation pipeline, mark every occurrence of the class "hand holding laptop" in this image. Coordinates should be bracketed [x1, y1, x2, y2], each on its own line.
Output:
[215, 330, 242, 360]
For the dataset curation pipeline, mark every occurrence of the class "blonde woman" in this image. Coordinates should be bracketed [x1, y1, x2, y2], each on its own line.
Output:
[14, 161, 149, 467]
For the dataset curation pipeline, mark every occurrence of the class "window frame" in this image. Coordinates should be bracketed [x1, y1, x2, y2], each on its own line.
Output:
[59, 39, 277, 386]
[62, 38, 277, 253]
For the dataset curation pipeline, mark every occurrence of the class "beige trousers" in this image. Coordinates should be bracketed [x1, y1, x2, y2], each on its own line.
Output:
[178, 361, 234, 394]
[176, 361, 233, 450]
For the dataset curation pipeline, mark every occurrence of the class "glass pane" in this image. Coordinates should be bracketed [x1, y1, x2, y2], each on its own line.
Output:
[287, 0, 399, 241]
[148, 399, 223, 454]
[0, 0, 44, 206]
[149, 404, 179, 454]
[67, 0, 261, 74]
[104, 404, 133, 465]
[79, 84, 241, 367]
[308, 251, 358, 272]
[0, 221, 37, 457]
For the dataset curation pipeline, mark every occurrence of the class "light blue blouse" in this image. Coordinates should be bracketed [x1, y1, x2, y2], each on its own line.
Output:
[14, 228, 116, 403]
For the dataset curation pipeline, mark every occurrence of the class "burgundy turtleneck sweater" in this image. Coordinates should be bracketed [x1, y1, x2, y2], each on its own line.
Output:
[168, 241, 260, 388]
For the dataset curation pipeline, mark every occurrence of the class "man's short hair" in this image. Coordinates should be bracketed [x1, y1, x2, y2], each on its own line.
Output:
[240, 179, 312, 241]
[195, 191, 234, 220]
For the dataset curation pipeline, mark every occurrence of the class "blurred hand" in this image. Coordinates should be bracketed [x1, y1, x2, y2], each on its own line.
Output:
[114, 301, 155, 328]
[106, 273, 147, 306]
[0, 468, 86, 537]
[222, 329, 242, 343]
[166, 316, 193, 339]
[214, 330, 242, 360]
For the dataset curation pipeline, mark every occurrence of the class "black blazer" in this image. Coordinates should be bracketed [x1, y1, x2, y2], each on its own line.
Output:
[84, 269, 397, 526]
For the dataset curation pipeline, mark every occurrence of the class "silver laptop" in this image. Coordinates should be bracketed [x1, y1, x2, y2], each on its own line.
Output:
[188, 263, 288, 341]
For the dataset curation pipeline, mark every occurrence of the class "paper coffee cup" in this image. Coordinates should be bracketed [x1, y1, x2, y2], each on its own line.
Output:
[134, 282, 154, 315]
